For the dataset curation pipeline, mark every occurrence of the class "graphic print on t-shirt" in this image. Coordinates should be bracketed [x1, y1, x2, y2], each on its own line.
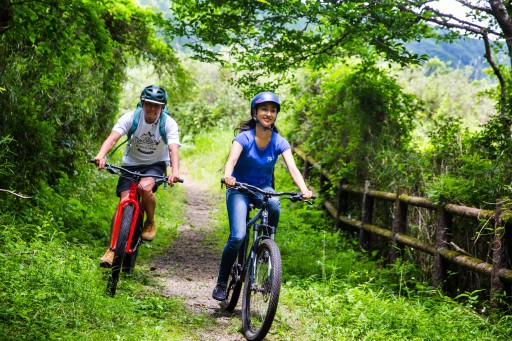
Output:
[131, 131, 161, 155]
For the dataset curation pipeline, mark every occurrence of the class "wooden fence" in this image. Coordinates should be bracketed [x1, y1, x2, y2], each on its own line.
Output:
[293, 147, 512, 303]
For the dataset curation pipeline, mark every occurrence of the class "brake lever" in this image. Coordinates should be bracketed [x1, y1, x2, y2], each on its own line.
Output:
[237, 183, 251, 194]
[105, 164, 118, 175]
[289, 194, 303, 203]
[304, 194, 317, 205]
[290, 193, 315, 204]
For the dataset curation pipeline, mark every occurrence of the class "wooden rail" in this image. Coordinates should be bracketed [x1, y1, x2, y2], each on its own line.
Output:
[293, 147, 512, 302]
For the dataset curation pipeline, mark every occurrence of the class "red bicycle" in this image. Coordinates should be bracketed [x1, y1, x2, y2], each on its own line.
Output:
[92, 161, 182, 296]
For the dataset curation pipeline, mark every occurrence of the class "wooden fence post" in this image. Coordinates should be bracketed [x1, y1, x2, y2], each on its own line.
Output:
[335, 177, 347, 231]
[433, 207, 452, 288]
[390, 189, 407, 263]
[359, 181, 373, 251]
[491, 199, 510, 307]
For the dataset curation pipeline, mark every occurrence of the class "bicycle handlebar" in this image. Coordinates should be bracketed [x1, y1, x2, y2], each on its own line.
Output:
[221, 178, 316, 203]
[90, 160, 184, 184]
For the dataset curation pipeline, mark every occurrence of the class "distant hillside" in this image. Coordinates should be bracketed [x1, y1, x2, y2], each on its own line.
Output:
[406, 37, 487, 69]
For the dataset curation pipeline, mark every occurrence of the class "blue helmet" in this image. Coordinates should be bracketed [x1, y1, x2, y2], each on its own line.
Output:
[140, 85, 168, 105]
[250, 92, 280, 113]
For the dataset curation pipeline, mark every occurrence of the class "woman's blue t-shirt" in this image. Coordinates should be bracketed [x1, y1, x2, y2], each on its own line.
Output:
[231, 129, 291, 188]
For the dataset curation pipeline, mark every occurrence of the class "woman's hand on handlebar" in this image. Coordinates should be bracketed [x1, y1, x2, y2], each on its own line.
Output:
[301, 189, 313, 199]
[223, 176, 236, 187]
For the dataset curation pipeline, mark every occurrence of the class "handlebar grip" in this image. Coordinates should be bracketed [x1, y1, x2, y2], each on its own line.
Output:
[160, 177, 184, 184]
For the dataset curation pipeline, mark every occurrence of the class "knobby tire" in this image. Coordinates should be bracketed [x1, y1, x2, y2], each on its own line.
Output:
[122, 208, 143, 274]
[107, 205, 133, 296]
[242, 238, 282, 341]
[221, 240, 247, 312]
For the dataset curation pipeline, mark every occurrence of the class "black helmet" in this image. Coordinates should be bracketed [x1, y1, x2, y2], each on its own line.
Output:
[250, 92, 280, 113]
[140, 85, 168, 105]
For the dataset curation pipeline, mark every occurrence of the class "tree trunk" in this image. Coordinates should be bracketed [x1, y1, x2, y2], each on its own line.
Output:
[0, 0, 12, 36]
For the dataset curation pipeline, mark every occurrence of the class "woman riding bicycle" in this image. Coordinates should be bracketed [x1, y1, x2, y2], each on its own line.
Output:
[93, 85, 181, 267]
[212, 91, 312, 301]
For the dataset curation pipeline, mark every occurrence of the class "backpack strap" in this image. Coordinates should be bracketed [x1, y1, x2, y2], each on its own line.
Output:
[127, 107, 143, 141]
[159, 108, 168, 145]
[106, 108, 141, 160]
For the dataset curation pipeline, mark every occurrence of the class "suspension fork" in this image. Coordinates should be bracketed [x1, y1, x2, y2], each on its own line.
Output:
[248, 197, 273, 278]
[109, 182, 141, 253]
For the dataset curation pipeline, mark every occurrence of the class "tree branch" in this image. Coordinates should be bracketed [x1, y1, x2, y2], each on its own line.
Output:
[456, 0, 492, 14]
[422, 16, 482, 34]
[423, 5, 502, 36]
[0, 189, 33, 199]
[482, 29, 510, 129]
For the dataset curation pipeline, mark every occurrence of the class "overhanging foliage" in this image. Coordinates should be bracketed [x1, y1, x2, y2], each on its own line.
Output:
[0, 0, 189, 193]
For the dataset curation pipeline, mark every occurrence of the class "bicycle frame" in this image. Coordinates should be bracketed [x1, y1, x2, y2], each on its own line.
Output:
[92, 161, 182, 296]
[110, 181, 142, 254]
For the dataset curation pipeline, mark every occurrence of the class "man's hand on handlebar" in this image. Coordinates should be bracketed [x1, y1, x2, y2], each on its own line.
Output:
[92, 155, 107, 170]
[168, 174, 182, 186]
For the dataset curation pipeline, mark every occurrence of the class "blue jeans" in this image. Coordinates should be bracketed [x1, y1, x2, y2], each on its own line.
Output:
[216, 186, 280, 284]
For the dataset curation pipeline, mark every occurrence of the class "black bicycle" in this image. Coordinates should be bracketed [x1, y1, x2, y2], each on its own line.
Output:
[91, 161, 182, 296]
[219, 179, 314, 341]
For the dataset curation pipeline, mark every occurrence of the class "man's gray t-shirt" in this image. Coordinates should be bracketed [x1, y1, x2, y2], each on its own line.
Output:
[112, 110, 180, 166]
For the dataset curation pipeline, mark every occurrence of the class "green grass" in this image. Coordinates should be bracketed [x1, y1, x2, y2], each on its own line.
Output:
[0, 154, 210, 340]
[0, 229, 207, 340]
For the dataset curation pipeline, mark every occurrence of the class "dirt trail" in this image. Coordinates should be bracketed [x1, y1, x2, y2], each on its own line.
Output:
[150, 177, 246, 341]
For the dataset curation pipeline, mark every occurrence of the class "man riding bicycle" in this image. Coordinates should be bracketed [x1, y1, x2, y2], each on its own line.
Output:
[93, 85, 181, 267]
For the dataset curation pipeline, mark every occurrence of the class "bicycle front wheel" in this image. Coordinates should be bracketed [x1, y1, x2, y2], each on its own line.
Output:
[242, 238, 282, 341]
[107, 205, 133, 296]
[122, 207, 143, 274]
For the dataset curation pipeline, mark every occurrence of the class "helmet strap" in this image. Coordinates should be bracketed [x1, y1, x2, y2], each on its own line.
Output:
[252, 108, 274, 131]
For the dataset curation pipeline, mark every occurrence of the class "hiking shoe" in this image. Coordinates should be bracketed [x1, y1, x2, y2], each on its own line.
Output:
[141, 221, 156, 241]
[212, 282, 228, 301]
[100, 249, 114, 268]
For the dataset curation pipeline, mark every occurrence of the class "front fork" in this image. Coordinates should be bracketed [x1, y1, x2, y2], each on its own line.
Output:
[109, 182, 140, 254]
[248, 208, 275, 287]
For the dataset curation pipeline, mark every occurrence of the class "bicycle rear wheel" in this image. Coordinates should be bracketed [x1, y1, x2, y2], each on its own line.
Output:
[220, 241, 247, 312]
[107, 205, 133, 296]
[242, 238, 282, 341]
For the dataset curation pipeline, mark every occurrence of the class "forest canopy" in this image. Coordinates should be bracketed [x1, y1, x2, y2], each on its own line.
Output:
[0, 0, 190, 192]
